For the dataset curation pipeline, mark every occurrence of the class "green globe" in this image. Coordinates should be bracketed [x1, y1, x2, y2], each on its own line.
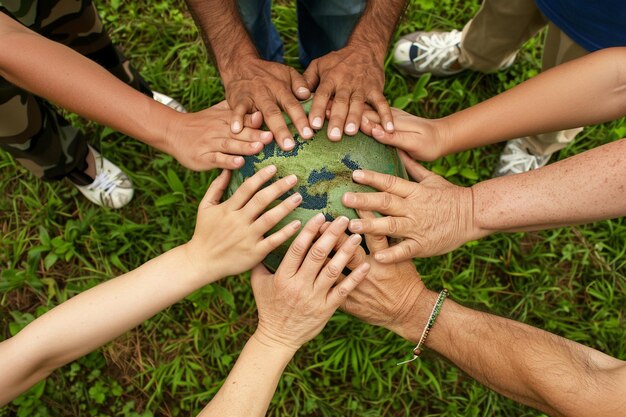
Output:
[227, 99, 407, 271]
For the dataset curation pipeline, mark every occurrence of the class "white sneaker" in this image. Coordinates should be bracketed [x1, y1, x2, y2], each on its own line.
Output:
[393, 30, 465, 77]
[152, 91, 187, 113]
[495, 139, 552, 177]
[71, 146, 134, 209]
[393, 29, 517, 77]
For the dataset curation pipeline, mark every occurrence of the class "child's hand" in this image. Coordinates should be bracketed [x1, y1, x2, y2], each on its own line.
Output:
[250, 215, 370, 351]
[184, 165, 303, 280]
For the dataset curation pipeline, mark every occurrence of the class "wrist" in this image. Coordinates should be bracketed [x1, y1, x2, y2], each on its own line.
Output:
[468, 182, 498, 239]
[180, 242, 222, 285]
[389, 288, 439, 343]
[251, 329, 300, 357]
[433, 116, 456, 158]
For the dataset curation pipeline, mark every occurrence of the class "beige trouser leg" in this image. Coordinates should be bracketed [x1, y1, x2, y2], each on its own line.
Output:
[458, 0, 547, 72]
[523, 22, 588, 155]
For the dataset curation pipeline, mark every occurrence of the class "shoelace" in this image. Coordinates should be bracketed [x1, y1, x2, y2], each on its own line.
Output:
[88, 171, 119, 196]
[498, 147, 546, 175]
[411, 30, 462, 71]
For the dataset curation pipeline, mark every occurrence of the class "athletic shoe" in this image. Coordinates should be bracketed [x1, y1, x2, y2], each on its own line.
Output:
[495, 139, 552, 177]
[69, 146, 134, 209]
[393, 29, 516, 77]
[152, 91, 187, 113]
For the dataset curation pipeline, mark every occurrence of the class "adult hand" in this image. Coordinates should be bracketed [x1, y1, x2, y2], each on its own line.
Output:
[251, 215, 370, 351]
[361, 107, 447, 162]
[342, 152, 485, 262]
[223, 58, 314, 151]
[185, 165, 304, 279]
[318, 214, 428, 335]
[164, 100, 273, 171]
[303, 45, 392, 141]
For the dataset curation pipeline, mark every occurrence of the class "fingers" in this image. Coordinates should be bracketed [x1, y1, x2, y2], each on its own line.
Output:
[228, 165, 277, 209]
[280, 95, 314, 140]
[357, 210, 389, 253]
[308, 84, 331, 131]
[342, 191, 406, 216]
[368, 91, 394, 133]
[302, 61, 320, 94]
[215, 137, 264, 157]
[314, 233, 362, 292]
[200, 169, 231, 207]
[319, 221, 367, 270]
[253, 190, 302, 233]
[242, 174, 298, 218]
[371, 239, 420, 264]
[258, 99, 297, 151]
[251, 263, 273, 281]
[327, 90, 350, 141]
[243, 111, 264, 129]
[326, 262, 370, 307]
[277, 213, 326, 277]
[350, 169, 413, 197]
[231, 103, 251, 134]
[398, 151, 435, 182]
[260, 219, 302, 255]
[348, 215, 409, 239]
[299, 216, 349, 278]
[344, 97, 365, 136]
[290, 68, 311, 101]
[201, 152, 245, 170]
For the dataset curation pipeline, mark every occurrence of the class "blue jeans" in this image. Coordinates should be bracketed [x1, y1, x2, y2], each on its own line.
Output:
[236, 0, 366, 67]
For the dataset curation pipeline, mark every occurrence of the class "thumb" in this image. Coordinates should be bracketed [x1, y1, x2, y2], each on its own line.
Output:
[398, 151, 434, 182]
[302, 61, 320, 91]
[201, 170, 232, 207]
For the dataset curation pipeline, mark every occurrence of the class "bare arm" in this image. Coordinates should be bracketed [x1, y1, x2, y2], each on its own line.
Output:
[343, 140, 626, 261]
[304, 0, 407, 139]
[199, 216, 370, 417]
[364, 47, 626, 161]
[0, 12, 271, 171]
[184, 0, 312, 150]
[0, 166, 304, 405]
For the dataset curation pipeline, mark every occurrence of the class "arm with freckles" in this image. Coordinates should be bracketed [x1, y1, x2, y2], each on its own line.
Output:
[0, 166, 304, 406]
[363, 47, 626, 161]
[0, 12, 270, 171]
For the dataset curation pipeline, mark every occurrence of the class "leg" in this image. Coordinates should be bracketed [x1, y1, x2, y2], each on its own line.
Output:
[237, 0, 285, 63]
[521, 22, 588, 156]
[296, 0, 366, 67]
[459, 0, 548, 71]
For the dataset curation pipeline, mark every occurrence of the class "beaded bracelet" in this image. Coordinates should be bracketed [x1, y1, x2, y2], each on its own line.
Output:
[397, 289, 449, 366]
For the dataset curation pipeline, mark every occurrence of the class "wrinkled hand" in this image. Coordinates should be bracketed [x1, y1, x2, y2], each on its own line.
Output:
[318, 215, 426, 335]
[303, 45, 392, 141]
[361, 107, 447, 162]
[223, 58, 314, 151]
[251, 215, 370, 351]
[164, 100, 273, 171]
[184, 165, 303, 279]
[342, 152, 484, 262]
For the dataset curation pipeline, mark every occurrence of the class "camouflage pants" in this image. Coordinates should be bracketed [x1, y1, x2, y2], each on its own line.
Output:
[0, 0, 151, 180]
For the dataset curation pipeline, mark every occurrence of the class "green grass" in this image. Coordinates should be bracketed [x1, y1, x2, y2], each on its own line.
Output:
[1, 0, 625, 416]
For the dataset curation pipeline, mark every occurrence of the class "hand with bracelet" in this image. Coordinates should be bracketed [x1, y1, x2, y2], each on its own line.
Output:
[330, 226, 626, 416]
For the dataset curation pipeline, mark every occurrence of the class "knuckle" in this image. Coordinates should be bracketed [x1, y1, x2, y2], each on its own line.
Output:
[382, 175, 397, 190]
[337, 286, 350, 298]
[381, 193, 393, 210]
[289, 241, 307, 258]
[310, 245, 328, 262]
[326, 263, 341, 279]
[402, 244, 413, 259]
[388, 217, 400, 234]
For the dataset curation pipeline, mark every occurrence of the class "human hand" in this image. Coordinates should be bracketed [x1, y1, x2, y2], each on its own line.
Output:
[342, 152, 486, 262]
[222, 57, 314, 151]
[361, 107, 447, 162]
[303, 45, 392, 141]
[318, 214, 429, 337]
[251, 215, 370, 351]
[163, 100, 273, 171]
[184, 165, 304, 280]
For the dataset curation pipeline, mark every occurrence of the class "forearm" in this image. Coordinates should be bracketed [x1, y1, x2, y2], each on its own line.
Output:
[397, 290, 626, 416]
[470, 139, 626, 234]
[347, 0, 408, 63]
[197, 332, 296, 417]
[0, 244, 220, 405]
[439, 47, 626, 155]
[0, 14, 174, 152]
[184, 0, 257, 79]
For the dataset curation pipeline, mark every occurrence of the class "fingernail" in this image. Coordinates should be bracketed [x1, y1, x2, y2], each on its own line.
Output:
[297, 87, 309, 95]
[350, 234, 362, 244]
[312, 117, 323, 129]
[303, 127, 313, 138]
[346, 123, 357, 134]
[260, 131, 273, 141]
[330, 127, 341, 139]
[251, 142, 262, 150]
[343, 193, 355, 205]
[350, 220, 362, 232]
[313, 213, 326, 223]
[291, 192, 302, 203]
[286, 174, 298, 185]
[283, 138, 295, 150]
[374, 252, 386, 262]
[337, 216, 349, 226]
[372, 127, 384, 137]
[290, 220, 302, 229]
[358, 263, 371, 273]
[266, 165, 277, 174]
[232, 121, 241, 132]
[234, 156, 244, 165]
[352, 170, 364, 180]
[386, 122, 394, 131]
